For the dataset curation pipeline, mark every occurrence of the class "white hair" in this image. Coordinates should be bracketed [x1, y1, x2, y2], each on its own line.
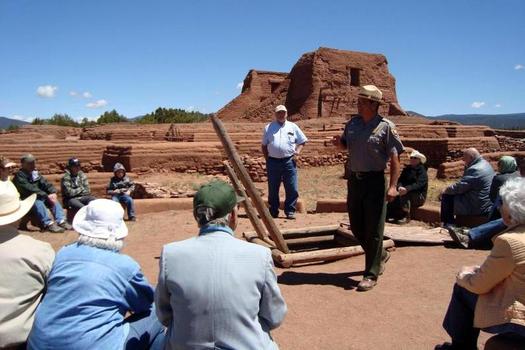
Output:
[194, 206, 231, 228]
[500, 177, 525, 225]
[77, 235, 124, 252]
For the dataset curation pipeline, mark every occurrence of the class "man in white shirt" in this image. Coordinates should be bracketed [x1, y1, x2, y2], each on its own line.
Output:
[261, 105, 308, 219]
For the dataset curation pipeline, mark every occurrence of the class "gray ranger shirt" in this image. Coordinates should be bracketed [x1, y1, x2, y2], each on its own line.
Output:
[341, 114, 405, 172]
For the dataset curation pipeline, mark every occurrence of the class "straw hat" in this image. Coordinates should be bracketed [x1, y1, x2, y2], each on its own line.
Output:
[358, 85, 383, 103]
[0, 181, 36, 226]
[73, 199, 128, 240]
[410, 150, 427, 164]
[0, 156, 16, 169]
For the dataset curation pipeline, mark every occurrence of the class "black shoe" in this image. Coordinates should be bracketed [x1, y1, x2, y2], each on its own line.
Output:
[270, 213, 279, 219]
[129, 216, 137, 222]
[58, 221, 73, 230]
[46, 223, 65, 234]
[285, 213, 296, 220]
[356, 277, 377, 292]
[379, 250, 391, 276]
[447, 227, 470, 249]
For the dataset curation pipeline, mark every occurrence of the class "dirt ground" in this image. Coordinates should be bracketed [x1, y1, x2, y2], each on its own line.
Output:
[25, 209, 492, 350]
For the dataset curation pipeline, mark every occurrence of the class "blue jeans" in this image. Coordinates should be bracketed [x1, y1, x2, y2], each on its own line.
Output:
[32, 198, 65, 227]
[112, 194, 136, 219]
[266, 157, 298, 216]
[441, 194, 455, 225]
[468, 218, 507, 249]
[124, 307, 165, 350]
[443, 284, 480, 350]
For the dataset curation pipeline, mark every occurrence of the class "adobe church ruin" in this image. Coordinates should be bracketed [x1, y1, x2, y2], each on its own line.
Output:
[218, 47, 406, 121]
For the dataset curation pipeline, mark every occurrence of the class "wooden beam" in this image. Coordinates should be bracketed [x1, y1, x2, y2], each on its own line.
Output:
[273, 239, 395, 267]
[211, 114, 289, 253]
[224, 162, 269, 243]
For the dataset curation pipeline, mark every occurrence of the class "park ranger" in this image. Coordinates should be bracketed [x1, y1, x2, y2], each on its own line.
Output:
[334, 85, 405, 291]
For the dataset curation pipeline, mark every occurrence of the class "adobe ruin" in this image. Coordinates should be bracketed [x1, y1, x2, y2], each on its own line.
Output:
[218, 47, 407, 121]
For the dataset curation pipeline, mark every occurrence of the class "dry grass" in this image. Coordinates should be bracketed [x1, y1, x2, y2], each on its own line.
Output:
[140, 166, 456, 211]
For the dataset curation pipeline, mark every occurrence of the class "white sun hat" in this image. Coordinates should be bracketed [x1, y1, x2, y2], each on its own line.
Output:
[73, 199, 128, 240]
[410, 150, 427, 164]
[274, 105, 287, 113]
[0, 181, 36, 226]
[358, 85, 383, 103]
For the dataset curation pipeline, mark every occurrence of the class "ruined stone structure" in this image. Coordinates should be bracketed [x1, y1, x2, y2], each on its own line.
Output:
[218, 47, 406, 121]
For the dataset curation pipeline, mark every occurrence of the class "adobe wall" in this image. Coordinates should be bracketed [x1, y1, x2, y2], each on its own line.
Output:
[218, 47, 407, 121]
[437, 151, 525, 179]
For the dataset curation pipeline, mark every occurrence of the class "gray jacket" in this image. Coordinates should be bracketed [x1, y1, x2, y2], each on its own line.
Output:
[444, 156, 495, 216]
[155, 228, 286, 350]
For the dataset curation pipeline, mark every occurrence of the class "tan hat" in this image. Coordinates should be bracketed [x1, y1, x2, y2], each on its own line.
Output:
[410, 150, 427, 164]
[275, 105, 287, 113]
[0, 181, 36, 226]
[0, 156, 16, 169]
[358, 85, 383, 103]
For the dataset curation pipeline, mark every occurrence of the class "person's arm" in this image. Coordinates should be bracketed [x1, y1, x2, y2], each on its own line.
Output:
[155, 248, 173, 327]
[258, 251, 287, 330]
[294, 126, 307, 155]
[387, 152, 401, 202]
[14, 172, 47, 199]
[124, 267, 155, 315]
[405, 167, 428, 192]
[40, 175, 57, 195]
[261, 125, 270, 160]
[332, 123, 348, 150]
[443, 175, 475, 195]
[61, 175, 82, 199]
[457, 236, 515, 294]
[107, 178, 118, 195]
[125, 177, 135, 194]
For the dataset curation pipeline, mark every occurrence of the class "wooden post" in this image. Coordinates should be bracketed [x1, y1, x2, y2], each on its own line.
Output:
[211, 114, 289, 253]
[224, 161, 269, 244]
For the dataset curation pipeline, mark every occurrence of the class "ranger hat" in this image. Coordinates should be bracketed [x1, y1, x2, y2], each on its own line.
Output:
[193, 180, 244, 223]
[275, 105, 287, 113]
[358, 85, 383, 103]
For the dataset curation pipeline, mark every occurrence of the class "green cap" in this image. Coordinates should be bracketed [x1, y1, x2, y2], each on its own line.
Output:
[193, 180, 242, 221]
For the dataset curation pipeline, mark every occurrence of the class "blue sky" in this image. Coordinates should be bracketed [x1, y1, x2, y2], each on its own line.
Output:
[1, 0, 524, 122]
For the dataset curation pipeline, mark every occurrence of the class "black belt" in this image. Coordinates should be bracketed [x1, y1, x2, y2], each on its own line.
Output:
[351, 171, 384, 180]
[268, 156, 293, 161]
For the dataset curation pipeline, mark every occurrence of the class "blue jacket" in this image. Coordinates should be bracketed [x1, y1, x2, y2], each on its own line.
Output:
[444, 156, 495, 216]
[28, 243, 154, 350]
[155, 226, 287, 350]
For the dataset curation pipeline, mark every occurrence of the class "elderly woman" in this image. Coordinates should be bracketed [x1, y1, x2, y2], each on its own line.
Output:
[488, 155, 519, 220]
[437, 177, 525, 350]
[386, 150, 428, 223]
[27, 199, 165, 350]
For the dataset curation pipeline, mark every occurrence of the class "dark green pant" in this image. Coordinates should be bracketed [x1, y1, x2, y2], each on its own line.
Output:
[347, 172, 387, 279]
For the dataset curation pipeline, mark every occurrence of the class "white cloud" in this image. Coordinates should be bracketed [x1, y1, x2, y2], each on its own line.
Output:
[86, 99, 108, 108]
[186, 106, 195, 111]
[11, 114, 33, 122]
[36, 85, 58, 98]
[82, 91, 92, 98]
[515, 64, 524, 70]
[236, 82, 243, 89]
[471, 101, 485, 109]
[494, 104, 502, 108]
[69, 91, 78, 96]
[76, 115, 98, 121]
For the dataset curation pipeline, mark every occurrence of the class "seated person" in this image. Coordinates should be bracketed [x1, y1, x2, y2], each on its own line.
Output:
[0, 181, 55, 349]
[107, 163, 136, 221]
[13, 154, 72, 233]
[61, 157, 96, 211]
[0, 156, 16, 181]
[155, 180, 287, 350]
[440, 148, 495, 228]
[387, 150, 428, 223]
[436, 177, 525, 350]
[27, 199, 165, 350]
[488, 155, 519, 220]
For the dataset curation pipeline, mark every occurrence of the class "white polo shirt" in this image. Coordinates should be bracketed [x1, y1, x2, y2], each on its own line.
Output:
[261, 120, 308, 159]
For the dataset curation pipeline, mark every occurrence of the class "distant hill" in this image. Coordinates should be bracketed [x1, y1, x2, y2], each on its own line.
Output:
[0, 116, 29, 129]
[407, 111, 525, 129]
